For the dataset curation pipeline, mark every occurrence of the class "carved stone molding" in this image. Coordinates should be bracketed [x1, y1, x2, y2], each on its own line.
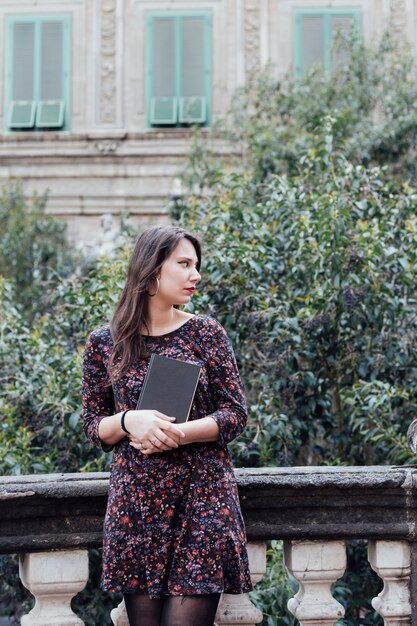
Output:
[99, 0, 117, 124]
[244, 0, 260, 75]
[390, 0, 407, 41]
[94, 139, 121, 153]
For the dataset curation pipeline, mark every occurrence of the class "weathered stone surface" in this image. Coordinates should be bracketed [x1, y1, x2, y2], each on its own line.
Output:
[408, 419, 417, 453]
[2, 467, 417, 553]
[285, 539, 347, 625]
[19, 549, 89, 626]
[236, 466, 417, 541]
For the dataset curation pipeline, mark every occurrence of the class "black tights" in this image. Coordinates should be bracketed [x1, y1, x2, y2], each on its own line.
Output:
[124, 592, 221, 626]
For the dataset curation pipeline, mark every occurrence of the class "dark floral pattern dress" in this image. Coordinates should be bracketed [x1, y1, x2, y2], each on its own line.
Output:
[82, 315, 253, 597]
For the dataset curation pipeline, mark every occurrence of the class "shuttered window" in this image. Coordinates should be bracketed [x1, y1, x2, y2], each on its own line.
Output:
[146, 13, 212, 127]
[6, 15, 70, 131]
[294, 10, 361, 77]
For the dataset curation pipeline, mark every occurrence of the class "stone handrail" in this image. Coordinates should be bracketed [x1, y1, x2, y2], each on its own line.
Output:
[2, 466, 417, 625]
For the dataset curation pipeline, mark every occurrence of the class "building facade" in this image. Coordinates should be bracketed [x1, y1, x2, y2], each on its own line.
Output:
[0, 0, 415, 242]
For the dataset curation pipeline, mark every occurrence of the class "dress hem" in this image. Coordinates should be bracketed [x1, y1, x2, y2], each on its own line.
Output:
[101, 584, 254, 597]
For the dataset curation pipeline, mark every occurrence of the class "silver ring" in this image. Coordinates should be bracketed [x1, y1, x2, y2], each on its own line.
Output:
[139, 442, 144, 450]
[150, 438, 157, 446]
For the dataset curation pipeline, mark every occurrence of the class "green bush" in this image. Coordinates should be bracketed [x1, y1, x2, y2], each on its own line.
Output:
[184, 32, 417, 187]
[179, 119, 417, 468]
[0, 183, 132, 622]
[250, 541, 298, 626]
[2, 30, 417, 626]
[0, 180, 76, 320]
[176, 34, 417, 619]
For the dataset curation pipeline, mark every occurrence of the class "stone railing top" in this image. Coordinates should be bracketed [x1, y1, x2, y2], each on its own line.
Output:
[2, 466, 417, 553]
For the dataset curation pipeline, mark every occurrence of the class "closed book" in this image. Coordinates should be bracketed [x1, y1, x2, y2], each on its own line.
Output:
[136, 354, 201, 423]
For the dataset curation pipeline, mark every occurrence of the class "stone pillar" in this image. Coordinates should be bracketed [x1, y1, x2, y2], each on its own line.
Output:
[368, 540, 411, 625]
[111, 598, 129, 626]
[244, 0, 261, 77]
[19, 549, 89, 626]
[285, 539, 346, 626]
[215, 542, 266, 626]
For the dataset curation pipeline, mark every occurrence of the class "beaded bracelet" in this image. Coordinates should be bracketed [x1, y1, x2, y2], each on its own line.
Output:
[120, 409, 132, 434]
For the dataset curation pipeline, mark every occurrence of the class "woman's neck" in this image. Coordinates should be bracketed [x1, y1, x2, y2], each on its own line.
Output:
[144, 304, 191, 336]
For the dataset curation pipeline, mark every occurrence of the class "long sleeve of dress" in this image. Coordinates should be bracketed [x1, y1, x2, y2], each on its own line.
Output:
[204, 319, 248, 446]
[82, 328, 115, 449]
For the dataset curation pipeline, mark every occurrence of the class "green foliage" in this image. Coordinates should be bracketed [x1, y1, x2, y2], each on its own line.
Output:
[0, 250, 132, 476]
[0, 183, 129, 622]
[186, 32, 417, 186]
[250, 541, 298, 626]
[0, 180, 76, 320]
[3, 31, 417, 626]
[250, 540, 383, 626]
[180, 118, 417, 469]
[334, 540, 383, 626]
[176, 36, 417, 620]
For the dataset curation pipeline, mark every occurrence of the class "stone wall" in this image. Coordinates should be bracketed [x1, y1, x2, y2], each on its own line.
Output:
[2, 466, 417, 625]
[0, 0, 415, 242]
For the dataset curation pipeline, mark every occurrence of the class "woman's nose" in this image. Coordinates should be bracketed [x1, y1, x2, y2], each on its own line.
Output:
[191, 268, 201, 282]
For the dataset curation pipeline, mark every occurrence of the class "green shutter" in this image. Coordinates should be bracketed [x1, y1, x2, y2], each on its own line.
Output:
[295, 10, 361, 77]
[181, 18, 205, 98]
[9, 101, 36, 128]
[40, 21, 64, 99]
[6, 15, 70, 131]
[150, 97, 177, 125]
[179, 97, 206, 124]
[147, 13, 211, 127]
[330, 15, 357, 68]
[152, 18, 176, 98]
[36, 100, 65, 127]
[302, 15, 325, 72]
[12, 22, 35, 100]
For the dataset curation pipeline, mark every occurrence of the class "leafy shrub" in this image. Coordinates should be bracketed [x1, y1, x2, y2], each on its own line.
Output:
[0, 180, 76, 320]
[250, 541, 298, 626]
[2, 30, 417, 626]
[179, 119, 417, 469]
[185, 32, 417, 187]
[0, 186, 130, 622]
[176, 34, 417, 619]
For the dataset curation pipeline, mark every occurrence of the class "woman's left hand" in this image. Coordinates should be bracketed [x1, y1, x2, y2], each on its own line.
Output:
[128, 432, 181, 455]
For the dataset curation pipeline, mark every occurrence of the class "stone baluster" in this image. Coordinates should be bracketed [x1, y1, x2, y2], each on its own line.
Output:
[285, 539, 346, 626]
[215, 541, 266, 626]
[111, 542, 266, 626]
[19, 549, 89, 626]
[368, 540, 411, 625]
[111, 598, 129, 626]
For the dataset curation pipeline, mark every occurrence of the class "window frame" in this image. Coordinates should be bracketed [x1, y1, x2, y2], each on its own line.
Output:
[5, 14, 71, 132]
[145, 11, 212, 128]
[294, 8, 361, 78]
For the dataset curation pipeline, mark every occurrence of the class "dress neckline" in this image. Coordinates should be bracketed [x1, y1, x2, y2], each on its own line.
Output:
[142, 315, 197, 339]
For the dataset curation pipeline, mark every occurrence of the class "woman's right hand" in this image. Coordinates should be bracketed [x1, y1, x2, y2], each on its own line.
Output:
[125, 409, 185, 455]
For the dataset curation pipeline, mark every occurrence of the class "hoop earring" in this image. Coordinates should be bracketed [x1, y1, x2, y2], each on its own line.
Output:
[147, 277, 160, 297]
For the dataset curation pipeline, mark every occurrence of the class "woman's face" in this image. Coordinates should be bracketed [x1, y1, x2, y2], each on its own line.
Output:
[156, 238, 201, 306]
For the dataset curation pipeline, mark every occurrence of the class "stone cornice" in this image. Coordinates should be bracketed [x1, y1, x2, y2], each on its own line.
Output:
[0, 131, 236, 160]
[2, 466, 417, 553]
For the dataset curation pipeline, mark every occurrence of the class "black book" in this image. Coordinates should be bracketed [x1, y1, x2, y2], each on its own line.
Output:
[136, 354, 201, 423]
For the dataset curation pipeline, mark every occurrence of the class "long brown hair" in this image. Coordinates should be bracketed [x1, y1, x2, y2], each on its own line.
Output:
[108, 225, 201, 382]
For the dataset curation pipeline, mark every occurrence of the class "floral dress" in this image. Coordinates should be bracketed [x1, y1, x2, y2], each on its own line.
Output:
[82, 314, 252, 597]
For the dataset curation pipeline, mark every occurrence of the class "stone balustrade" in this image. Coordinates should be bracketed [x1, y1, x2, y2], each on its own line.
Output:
[2, 466, 417, 625]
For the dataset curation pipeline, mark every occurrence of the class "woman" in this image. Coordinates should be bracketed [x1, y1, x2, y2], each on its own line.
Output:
[82, 225, 252, 626]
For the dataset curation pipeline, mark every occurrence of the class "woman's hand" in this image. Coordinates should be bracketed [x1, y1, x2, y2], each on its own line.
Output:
[125, 409, 185, 455]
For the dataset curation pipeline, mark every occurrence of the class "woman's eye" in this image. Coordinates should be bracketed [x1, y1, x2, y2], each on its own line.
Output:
[179, 261, 189, 267]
